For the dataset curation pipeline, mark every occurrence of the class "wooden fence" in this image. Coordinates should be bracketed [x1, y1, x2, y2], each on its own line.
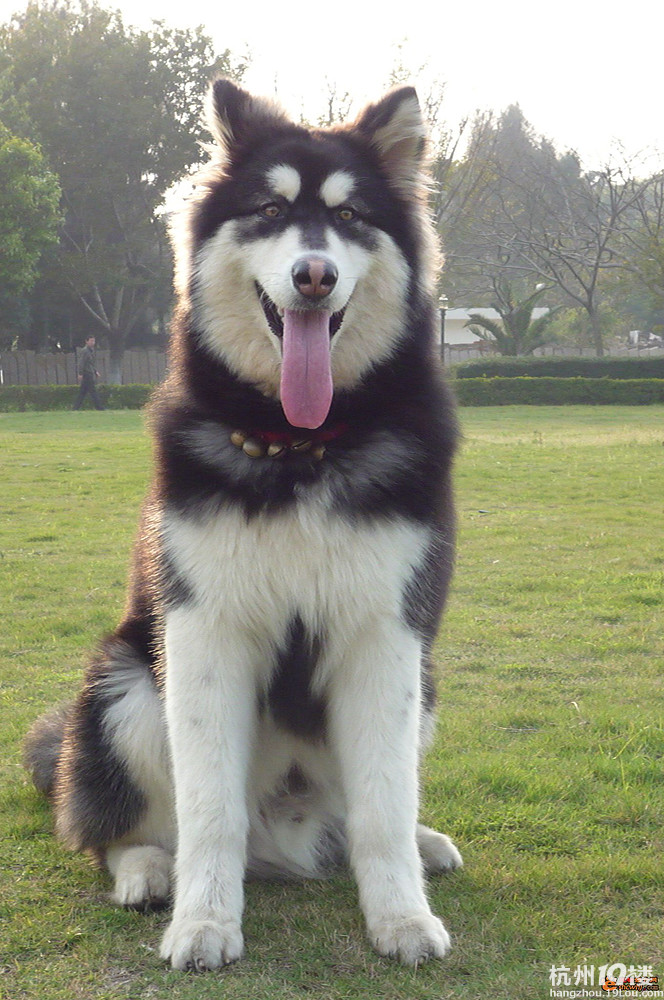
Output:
[442, 343, 664, 364]
[2, 344, 662, 385]
[0, 350, 167, 386]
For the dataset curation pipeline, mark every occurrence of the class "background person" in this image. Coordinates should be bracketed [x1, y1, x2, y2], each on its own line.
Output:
[73, 336, 104, 410]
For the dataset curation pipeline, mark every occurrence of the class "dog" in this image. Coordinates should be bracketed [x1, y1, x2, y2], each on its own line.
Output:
[24, 79, 461, 970]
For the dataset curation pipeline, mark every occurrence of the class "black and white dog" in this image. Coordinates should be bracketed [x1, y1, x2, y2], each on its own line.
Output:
[25, 80, 461, 970]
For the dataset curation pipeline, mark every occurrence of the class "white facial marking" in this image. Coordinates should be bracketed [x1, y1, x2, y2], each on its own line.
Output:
[319, 171, 356, 208]
[267, 164, 301, 203]
[194, 217, 411, 397]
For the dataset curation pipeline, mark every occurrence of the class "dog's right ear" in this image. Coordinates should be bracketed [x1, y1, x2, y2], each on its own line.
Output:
[206, 78, 289, 156]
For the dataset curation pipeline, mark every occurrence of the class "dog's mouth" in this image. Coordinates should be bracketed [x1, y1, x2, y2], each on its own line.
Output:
[255, 283, 346, 430]
[255, 283, 346, 340]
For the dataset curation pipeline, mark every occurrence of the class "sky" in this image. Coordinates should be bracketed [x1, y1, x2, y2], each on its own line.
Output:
[1, 0, 662, 170]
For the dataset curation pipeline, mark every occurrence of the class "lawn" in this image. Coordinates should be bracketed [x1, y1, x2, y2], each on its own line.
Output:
[1, 407, 662, 1000]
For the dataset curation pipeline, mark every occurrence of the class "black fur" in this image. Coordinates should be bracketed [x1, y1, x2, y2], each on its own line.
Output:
[23, 704, 71, 798]
[267, 617, 326, 740]
[53, 643, 151, 850]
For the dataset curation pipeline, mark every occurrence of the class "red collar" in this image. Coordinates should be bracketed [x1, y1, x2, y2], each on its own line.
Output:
[253, 423, 348, 446]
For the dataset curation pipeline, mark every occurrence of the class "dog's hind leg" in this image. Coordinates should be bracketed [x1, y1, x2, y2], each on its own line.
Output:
[416, 824, 463, 874]
[107, 844, 173, 909]
[46, 637, 176, 909]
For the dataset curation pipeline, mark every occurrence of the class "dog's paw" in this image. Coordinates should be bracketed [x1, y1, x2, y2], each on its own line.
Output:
[369, 912, 451, 965]
[417, 825, 463, 874]
[160, 918, 244, 971]
[111, 846, 172, 910]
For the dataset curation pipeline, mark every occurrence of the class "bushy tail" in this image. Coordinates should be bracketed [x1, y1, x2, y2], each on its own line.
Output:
[23, 705, 71, 798]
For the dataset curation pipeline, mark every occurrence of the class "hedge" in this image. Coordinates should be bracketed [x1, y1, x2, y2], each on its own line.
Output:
[452, 377, 664, 405]
[453, 356, 664, 379]
[2, 379, 664, 411]
[0, 384, 153, 411]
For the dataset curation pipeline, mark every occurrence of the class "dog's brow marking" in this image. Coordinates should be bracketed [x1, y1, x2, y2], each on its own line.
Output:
[319, 171, 356, 207]
[267, 164, 302, 203]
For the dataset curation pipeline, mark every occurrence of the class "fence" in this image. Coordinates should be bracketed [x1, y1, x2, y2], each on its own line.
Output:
[0, 349, 167, 386]
[442, 342, 664, 365]
[2, 344, 663, 384]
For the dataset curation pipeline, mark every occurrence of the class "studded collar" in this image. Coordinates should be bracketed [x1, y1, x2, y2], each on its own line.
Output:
[229, 423, 349, 461]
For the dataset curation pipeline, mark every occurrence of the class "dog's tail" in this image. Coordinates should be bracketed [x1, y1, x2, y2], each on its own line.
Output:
[23, 705, 72, 798]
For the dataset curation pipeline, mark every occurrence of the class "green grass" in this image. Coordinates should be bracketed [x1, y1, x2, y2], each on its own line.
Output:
[1, 407, 663, 999]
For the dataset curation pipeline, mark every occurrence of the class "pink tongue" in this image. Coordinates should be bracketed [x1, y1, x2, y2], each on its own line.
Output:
[280, 309, 333, 429]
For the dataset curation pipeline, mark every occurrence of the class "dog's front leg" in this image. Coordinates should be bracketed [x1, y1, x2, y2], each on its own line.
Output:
[329, 621, 451, 965]
[159, 607, 255, 971]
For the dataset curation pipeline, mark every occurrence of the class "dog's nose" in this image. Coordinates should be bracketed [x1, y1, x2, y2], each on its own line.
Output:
[291, 257, 338, 299]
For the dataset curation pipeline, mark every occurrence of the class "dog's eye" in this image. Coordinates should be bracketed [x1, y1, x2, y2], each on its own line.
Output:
[336, 206, 355, 222]
[261, 203, 281, 218]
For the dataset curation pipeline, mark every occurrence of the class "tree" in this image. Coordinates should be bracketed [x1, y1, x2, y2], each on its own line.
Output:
[435, 105, 543, 306]
[0, 1, 245, 378]
[617, 170, 664, 314]
[383, 55, 499, 306]
[465, 282, 559, 356]
[439, 104, 651, 355]
[0, 121, 61, 348]
[503, 157, 651, 356]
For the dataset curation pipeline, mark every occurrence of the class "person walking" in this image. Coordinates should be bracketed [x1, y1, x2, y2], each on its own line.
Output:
[73, 336, 104, 410]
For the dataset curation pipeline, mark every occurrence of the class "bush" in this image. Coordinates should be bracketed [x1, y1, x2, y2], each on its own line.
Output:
[453, 356, 664, 379]
[452, 377, 664, 406]
[0, 384, 153, 411]
[3, 378, 663, 412]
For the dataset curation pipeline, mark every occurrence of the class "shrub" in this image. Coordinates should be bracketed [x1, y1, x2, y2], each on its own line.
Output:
[453, 356, 664, 379]
[452, 377, 664, 406]
[0, 384, 153, 411]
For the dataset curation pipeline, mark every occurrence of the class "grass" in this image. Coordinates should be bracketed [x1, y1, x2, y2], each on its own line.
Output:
[1, 406, 663, 999]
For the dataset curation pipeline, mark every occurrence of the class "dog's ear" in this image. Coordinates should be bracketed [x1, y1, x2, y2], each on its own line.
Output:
[354, 87, 427, 198]
[206, 78, 289, 156]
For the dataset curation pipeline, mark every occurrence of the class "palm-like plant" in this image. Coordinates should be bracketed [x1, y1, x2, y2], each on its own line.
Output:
[466, 282, 559, 355]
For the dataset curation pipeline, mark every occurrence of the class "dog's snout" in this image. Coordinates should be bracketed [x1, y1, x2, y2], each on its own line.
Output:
[291, 256, 338, 299]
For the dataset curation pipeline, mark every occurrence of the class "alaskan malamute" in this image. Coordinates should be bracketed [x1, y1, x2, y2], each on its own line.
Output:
[25, 80, 461, 970]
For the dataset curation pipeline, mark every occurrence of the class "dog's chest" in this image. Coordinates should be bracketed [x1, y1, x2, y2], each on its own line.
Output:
[163, 502, 428, 638]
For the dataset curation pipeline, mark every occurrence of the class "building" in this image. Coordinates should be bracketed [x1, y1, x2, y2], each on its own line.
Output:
[442, 307, 551, 346]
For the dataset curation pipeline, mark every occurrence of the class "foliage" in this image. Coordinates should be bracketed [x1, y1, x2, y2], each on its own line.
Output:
[452, 376, 664, 405]
[465, 282, 559, 355]
[0, 1, 245, 375]
[0, 382, 152, 410]
[453, 355, 664, 378]
[616, 169, 664, 314]
[0, 121, 61, 344]
[4, 373, 664, 410]
[434, 104, 658, 356]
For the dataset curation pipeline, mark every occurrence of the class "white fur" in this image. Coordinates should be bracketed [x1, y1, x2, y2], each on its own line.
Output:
[319, 170, 355, 207]
[416, 826, 463, 874]
[243, 227, 357, 318]
[267, 164, 301, 202]
[194, 220, 410, 396]
[107, 844, 173, 907]
[159, 604, 256, 969]
[156, 501, 450, 968]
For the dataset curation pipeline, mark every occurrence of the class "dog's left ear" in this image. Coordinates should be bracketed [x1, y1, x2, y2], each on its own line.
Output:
[354, 87, 427, 198]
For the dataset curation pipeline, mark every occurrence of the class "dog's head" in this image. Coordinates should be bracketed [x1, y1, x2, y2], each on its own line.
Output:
[172, 80, 437, 429]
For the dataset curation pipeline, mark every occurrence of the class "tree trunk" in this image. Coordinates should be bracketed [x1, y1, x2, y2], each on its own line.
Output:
[107, 329, 124, 384]
[588, 309, 604, 357]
